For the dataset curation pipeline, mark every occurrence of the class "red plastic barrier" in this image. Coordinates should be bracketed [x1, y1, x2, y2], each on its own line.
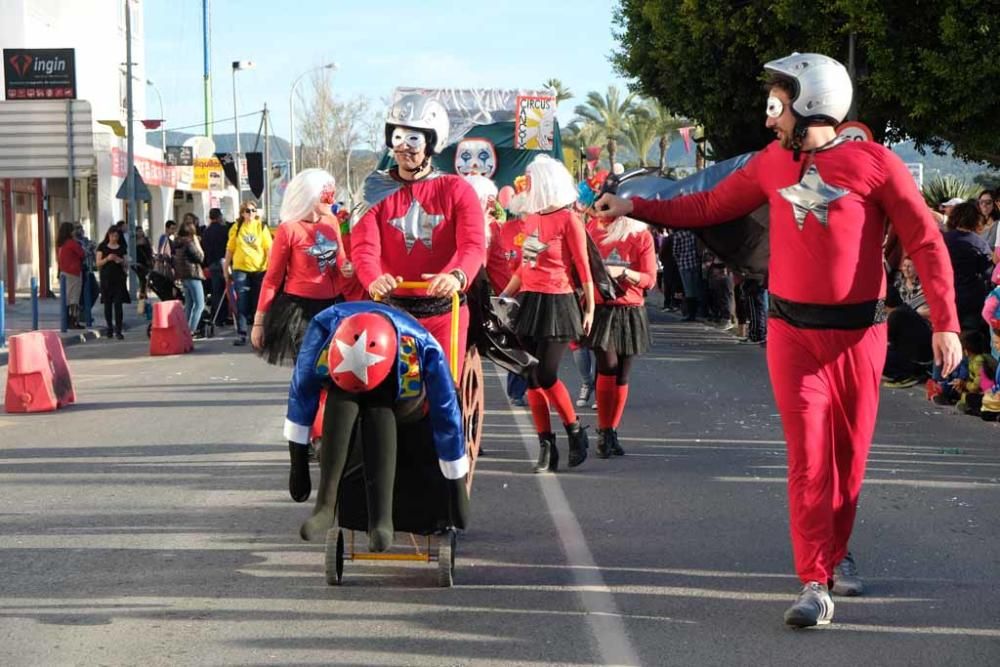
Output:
[149, 300, 193, 356]
[4, 331, 76, 413]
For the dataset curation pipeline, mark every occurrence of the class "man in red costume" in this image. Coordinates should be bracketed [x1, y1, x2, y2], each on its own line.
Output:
[352, 94, 486, 372]
[597, 52, 962, 628]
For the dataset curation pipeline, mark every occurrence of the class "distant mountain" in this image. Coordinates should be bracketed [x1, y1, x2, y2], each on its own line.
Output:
[889, 141, 994, 182]
[145, 131, 293, 161]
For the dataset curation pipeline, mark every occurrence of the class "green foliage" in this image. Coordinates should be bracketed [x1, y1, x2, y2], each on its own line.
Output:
[543, 78, 574, 103]
[921, 175, 981, 208]
[613, 0, 1000, 165]
[973, 172, 1000, 192]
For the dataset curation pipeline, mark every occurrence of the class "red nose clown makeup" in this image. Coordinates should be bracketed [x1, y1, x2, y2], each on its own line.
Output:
[319, 182, 337, 206]
[391, 127, 427, 152]
[766, 96, 785, 119]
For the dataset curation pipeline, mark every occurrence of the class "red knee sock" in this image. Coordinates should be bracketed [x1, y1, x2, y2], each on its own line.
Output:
[612, 384, 629, 428]
[526, 388, 552, 433]
[542, 380, 577, 425]
[596, 373, 617, 429]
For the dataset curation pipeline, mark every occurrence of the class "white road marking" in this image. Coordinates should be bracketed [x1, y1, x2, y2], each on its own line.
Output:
[491, 368, 642, 667]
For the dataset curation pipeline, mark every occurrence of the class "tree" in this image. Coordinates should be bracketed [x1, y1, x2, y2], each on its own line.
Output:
[573, 86, 637, 169]
[296, 71, 378, 207]
[612, 0, 1000, 166]
[622, 110, 657, 167]
[543, 78, 574, 103]
[643, 99, 688, 173]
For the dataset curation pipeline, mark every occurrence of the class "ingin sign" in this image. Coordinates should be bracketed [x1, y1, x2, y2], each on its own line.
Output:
[3, 48, 77, 100]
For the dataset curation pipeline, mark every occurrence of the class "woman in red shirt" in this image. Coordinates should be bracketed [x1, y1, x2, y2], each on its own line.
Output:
[252, 168, 351, 367]
[585, 216, 657, 457]
[56, 222, 86, 329]
[501, 155, 595, 472]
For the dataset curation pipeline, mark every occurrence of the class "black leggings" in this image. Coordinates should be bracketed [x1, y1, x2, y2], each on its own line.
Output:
[523, 338, 570, 390]
[595, 349, 635, 385]
[104, 299, 124, 333]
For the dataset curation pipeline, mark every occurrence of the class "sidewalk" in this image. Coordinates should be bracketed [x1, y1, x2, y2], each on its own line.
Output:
[0, 293, 146, 365]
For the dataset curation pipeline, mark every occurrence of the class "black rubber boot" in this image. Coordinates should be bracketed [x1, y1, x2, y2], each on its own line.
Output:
[288, 441, 311, 503]
[684, 298, 698, 321]
[534, 432, 559, 473]
[607, 428, 625, 456]
[596, 428, 612, 459]
[565, 421, 589, 467]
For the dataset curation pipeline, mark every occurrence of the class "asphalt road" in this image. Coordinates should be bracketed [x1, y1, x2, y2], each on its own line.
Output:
[1, 309, 998, 666]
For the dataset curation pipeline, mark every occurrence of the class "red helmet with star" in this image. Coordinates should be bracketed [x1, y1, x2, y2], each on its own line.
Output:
[327, 313, 398, 393]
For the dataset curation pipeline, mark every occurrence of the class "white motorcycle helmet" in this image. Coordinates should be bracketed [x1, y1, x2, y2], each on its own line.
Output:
[764, 52, 853, 126]
[384, 93, 450, 156]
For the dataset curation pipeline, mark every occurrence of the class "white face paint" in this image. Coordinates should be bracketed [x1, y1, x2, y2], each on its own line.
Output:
[391, 127, 427, 151]
[454, 138, 497, 178]
[766, 96, 785, 119]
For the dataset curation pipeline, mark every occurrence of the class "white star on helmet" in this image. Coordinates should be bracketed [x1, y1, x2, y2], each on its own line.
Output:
[334, 331, 387, 384]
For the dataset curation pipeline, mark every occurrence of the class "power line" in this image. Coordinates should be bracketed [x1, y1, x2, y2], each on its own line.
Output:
[163, 109, 263, 133]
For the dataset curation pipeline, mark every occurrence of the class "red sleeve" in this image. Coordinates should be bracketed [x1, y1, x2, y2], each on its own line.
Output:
[73, 242, 85, 261]
[630, 151, 767, 229]
[874, 151, 959, 333]
[565, 210, 592, 286]
[257, 224, 290, 314]
[442, 179, 487, 287]
[632, 231, 657, 290]
[351, 208, 383, 290]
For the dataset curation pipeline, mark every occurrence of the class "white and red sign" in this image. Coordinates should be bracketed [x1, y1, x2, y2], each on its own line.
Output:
[836, 121, 874, 143]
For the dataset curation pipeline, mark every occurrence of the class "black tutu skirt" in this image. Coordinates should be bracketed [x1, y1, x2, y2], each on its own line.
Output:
[584, 304, 650, 355]
[514, 291, 582, 342]
[258, 292, 338, 366]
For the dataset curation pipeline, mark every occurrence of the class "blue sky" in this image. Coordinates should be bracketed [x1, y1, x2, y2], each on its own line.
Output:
[144, 0, 631, 146]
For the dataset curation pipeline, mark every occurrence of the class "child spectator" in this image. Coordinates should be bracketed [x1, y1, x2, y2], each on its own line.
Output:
[956, 330, 995, 416]
[980, 266, 1000, 359]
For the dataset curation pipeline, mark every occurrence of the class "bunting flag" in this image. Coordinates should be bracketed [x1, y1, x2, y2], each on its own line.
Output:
[245, 152, 264, 199]
[679, 127, 693, 154]
[215, 152, 239, 189]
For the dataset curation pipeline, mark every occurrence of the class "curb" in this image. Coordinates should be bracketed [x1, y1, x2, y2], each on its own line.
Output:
[0, 321, 144, 367]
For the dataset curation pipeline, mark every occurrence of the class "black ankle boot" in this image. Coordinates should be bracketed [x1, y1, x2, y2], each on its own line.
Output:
[684, 298, 698, 321]
[607, 428, 625, 456]
[596, 428, 612, 459]
[565, 421, 589, 467]
[288, 442, 311, 502]
[534, 432, 559, 473]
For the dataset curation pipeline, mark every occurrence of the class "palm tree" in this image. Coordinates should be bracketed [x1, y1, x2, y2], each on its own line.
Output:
[643, 99, 688, 173]
[573, 86, 637, 169]
[543, 78, 574, 104]
[562, 120, 606, 180]
[622, 112, 658, 167]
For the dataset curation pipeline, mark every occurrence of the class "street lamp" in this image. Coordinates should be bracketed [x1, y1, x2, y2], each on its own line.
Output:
[232, 60, 255, 198]
[146, 78, 165, 153]
[289, 62, 337, 177]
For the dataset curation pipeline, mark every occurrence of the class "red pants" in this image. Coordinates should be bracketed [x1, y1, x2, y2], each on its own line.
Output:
[416, 304, 469, 380]
[766, 318, 887, 584]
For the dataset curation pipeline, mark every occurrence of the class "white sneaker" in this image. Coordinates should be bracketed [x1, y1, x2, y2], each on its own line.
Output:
[784, 582, 834, 627]
[575, 383, 593, 407]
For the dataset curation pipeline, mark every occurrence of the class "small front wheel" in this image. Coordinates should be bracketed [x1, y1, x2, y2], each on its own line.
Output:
[325, 526, 344, 586]
[437, 530, 456, 588]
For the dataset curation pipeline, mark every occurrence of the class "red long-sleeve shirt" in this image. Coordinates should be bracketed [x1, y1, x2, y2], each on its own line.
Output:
[630, 140, 959, 333]
[257, 218, 345, 314]
[515, 208, 592, 295]
[352, 172, 486, 296]
[588, 221, 657, 306]
[486, 218, 525, 294]
[335, 225, 366, 302]
[57, 240, 85, 277]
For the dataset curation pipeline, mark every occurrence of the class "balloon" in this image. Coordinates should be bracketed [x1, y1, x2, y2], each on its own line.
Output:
[498, 185, 514, 209]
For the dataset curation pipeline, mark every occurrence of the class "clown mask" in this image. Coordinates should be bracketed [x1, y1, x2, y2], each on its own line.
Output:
[455, 138, 497, 178]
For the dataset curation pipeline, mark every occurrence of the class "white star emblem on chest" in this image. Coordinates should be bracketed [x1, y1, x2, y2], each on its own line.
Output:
[778, 164, 851, 230]
[306, 231, 338, 273]
[334, 331, 386, 384]
[389, 198, 444, 252]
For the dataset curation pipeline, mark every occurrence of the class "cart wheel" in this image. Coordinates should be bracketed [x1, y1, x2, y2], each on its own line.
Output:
[325, 527, 344, 586]
[437, 530, 457, 588]
[459, 349, 485, 495]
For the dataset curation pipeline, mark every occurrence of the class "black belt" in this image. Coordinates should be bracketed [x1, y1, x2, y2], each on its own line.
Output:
[769, 295, 887, 330]
[386, 294, 466, 318]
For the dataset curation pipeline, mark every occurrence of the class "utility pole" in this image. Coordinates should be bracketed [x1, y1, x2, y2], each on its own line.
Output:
[847, 31, 858, 122]
[203, 0, 213, 138]
[125, 0, 138, 300]
[264, 104, 272, 224]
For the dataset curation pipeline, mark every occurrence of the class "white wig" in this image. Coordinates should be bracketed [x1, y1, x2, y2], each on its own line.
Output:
[463, 174, 498, 211]
[602, 216, 650, 244]
[522, 154, 578, 214]
[279, 168, 335, 223]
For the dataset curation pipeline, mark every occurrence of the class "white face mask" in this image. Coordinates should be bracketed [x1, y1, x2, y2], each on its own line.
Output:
[766, 96, 785, 119]
[391, 127, 427, 151]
